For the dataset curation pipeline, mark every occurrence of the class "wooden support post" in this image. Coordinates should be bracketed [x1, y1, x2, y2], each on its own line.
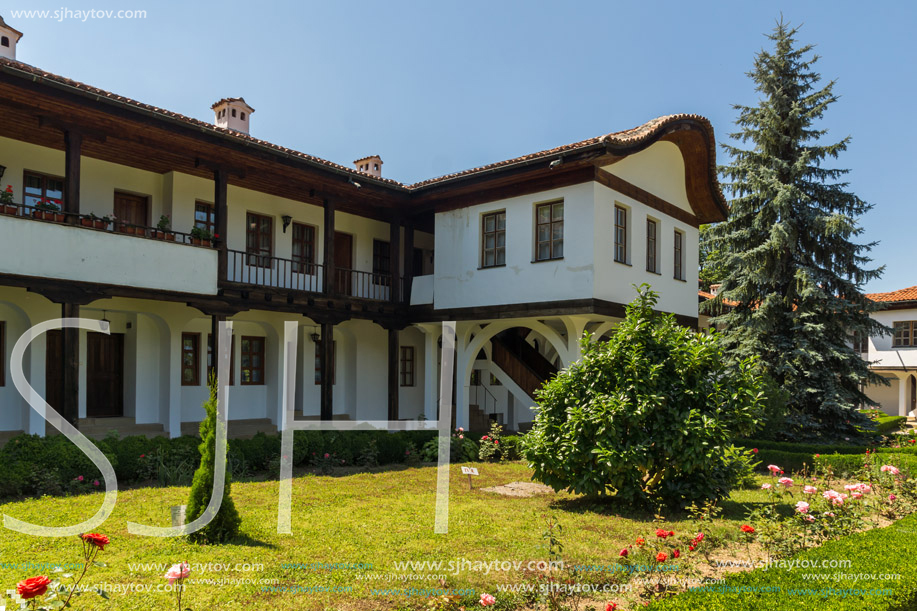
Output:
[214, 168, 229, 281]
[61, 303, 79, 427]
[388, 328, 399, 421]
[389, 216, 401, 303]
[323, 199, 336, 296]
[64, 130, 82, 225]
[403, 219, 415, 304]
[320, 321, 334, 420]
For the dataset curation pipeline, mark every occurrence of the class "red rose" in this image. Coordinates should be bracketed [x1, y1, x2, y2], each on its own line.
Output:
[688, 544, 695, 551]
[17, 576, 51, 599]
[668, 530, 674, 537]
[81, 533, 110, 550]
[695, 532, 704, 542]
[605, 603, 618, 611]
[655, 528, 669, 538]
[619, 548, 628, 557]
[672, 549, 680, 558]
[740, 525, 755, 534]
[751, 448, 758, 454]
[656, 552, 667, 563]
[635, 537, 645, 546]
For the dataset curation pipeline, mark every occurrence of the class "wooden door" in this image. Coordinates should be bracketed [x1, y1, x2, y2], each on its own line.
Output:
[113, 192, 149, 228]
[45, 330, 62, 412]
[86, 332, 124, 418]
[334, 232, 353, 295]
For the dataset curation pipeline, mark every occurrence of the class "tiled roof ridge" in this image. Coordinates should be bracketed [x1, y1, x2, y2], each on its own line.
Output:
[0, 57, 723, 200]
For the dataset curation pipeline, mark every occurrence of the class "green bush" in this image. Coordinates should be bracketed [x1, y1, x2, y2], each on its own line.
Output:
[876, 416, 907, 435]
[523, 286, 766, 508]
[814, 453, 917, 478]
[186, 378, 241, 544]
[737, 439, 867, 455]
[650, 513, 917, 610]
[500, 435, 524, 461]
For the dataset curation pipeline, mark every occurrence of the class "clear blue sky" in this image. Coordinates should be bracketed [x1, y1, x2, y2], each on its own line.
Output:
[6, 0, 915, 292]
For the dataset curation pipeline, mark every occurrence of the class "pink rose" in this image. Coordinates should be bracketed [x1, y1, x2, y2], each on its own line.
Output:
[767, 464, 780, 473]
[880, 465, 900, 475]
[480, 593, 496, 606]
[795, 501, 810, 514]
[761, 483, 772, 490]
[778, 477, 793, 487]
[164, 562, 190, 585]
[803, 485, 817, 494]
[889, 494, 897, 502]
[78, 475, 84, 482]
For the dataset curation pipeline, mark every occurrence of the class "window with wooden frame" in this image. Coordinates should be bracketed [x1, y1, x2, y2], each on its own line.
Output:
[893, 322, 916, 347]
[673, 229, 685, 280]
[481, 211, 506, 267]
[292, 223, 316, 274]
[313, 340, 336, 385]
[194, 201, 215, 235]
[489, 373, 502, 386]
[181, 333, 200, 386]
[23, 171, 64, 209]
[535, 201, 564, 261]
[470, 369, 482, 386]
[240, 336, 266, 385]
[245, 213, 273, 268]
[852, 331, 869, 353]
[646, 218, 658, 273]
[0, 321, 5, 387]
[372, 239, 391, 285]
[400, 346, 415, 387]
[614, 205, 628, 263]
[207, 334, 235, 385]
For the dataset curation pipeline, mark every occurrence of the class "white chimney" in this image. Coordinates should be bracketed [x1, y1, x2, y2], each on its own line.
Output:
[211, 97, 254, 135]
[0, 14, 23, 61]
[354, 155, 383, 178]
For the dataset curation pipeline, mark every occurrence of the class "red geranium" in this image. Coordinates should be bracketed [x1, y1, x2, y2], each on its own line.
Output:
[81, 533, 110, 550]
[655, 528, 669, 538]
[17, 575, 50, 599]
[656, 552, 667, 563]
[605, 603, 618, 611]
[635, 537, 645, 546]
[740, 524, 755, 534]
[672, 549, 680, 558]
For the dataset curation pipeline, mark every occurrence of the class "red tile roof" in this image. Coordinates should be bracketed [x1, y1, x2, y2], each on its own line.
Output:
[866, 286, 917, 303]
[0, 57, 725, 203]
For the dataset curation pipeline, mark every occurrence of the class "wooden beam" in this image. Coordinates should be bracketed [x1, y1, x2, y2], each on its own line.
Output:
[323, 199, 336, 295]
[403, 219, 415, 305]
[64, 130, 81, 224]
[389, 216, 401, 303]
[388, 328, 399, 420]
[320, 322, 334, 420]
[61, 303, 79, 427]
[214, 167, 229, 281]
[594, 167, 700, 228]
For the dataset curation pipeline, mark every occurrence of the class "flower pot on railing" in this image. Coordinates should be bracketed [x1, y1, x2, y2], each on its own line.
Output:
[94, 220, 109, 230]
[53, 212, 66, 222]
[80, 217, 94, 228]
[0, 204, 17, 216]
[119, 224, 137, 235]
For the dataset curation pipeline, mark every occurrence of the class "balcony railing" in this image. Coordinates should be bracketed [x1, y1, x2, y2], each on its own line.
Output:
[0, 201, 212, 247]
[227, 249, 402, 301]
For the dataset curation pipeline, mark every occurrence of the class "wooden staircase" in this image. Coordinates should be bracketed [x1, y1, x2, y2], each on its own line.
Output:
[491, 331, 558, 399]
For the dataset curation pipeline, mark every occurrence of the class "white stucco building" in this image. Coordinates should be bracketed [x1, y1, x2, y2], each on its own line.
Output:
[0, 15, 728, 441]
[860, 286, 917, 418]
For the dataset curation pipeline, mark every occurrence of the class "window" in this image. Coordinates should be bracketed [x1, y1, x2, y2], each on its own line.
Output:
[241, 336, 265, 385]
[241, 112, 246, 120]
[893, 322, 917, 347]
[489, 373, 502, 386]
[207, 334, 235, 385]
[313, 340, 336, 385]
[0, 321, 5, 387]
[232, 108, 237, 118]
[673, 230, 685, 280]
[614, 205, 628, 263]
[292, 223, 316, 274]
[470, 369, 482, 386]
[482, 211, 506, 267]
[1, 37, 9, 47]
[400, 346, 415, 387]
[535, 201, 564, 261]
[181, 333, 200, 386]
[194, 201, 215, 235]
[374, 164, 379, 171]
[373, 239, 391, 284]
[23, 171, 64, 209]
[852, 331, 869, 353]
[646, 218, 658, 273]
[246, 213, 273, 268]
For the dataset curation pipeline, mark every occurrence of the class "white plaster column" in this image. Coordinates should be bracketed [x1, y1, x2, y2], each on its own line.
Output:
[454, 326, 470, 430]
[899, 374, 908, 418]
[420, 325, 440, 422]
[27, 329, 47, 436]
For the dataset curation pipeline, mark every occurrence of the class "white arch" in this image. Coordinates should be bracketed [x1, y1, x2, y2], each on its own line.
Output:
[460, 319, 569, 387]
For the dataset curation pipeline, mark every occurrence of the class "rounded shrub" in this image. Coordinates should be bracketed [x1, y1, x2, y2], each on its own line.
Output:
[523, 285, 766, 508]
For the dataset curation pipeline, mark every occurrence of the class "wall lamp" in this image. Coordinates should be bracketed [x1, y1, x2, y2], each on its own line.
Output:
[549, 157, 563, 169]
[349, 177, 362, 189]
[281, 215, 292, 233]
[310, 327, 321, 343]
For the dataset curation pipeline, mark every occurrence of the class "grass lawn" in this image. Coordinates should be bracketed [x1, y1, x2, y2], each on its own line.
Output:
[0, 463, 842, 610]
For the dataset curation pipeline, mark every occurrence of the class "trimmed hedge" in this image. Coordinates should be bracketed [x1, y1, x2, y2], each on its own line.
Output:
[814, 452, 917, 477]
[650, 513, 917, 610]
[0, 429, 438, 499]
[876, 416, 907, 435]
[738, 439, 867, 455]
[737, 440, 917, 475]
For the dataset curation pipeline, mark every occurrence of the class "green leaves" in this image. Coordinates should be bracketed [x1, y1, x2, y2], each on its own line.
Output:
[523, 287, 767, 508]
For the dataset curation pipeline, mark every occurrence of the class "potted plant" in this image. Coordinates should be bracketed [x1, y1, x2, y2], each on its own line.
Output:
[0, 185, 17, 215]
[190, 226, 214, 246]
[99, 214, 115, 230]
[155, 214, 175, 241]
[33, 199, 63, 221]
